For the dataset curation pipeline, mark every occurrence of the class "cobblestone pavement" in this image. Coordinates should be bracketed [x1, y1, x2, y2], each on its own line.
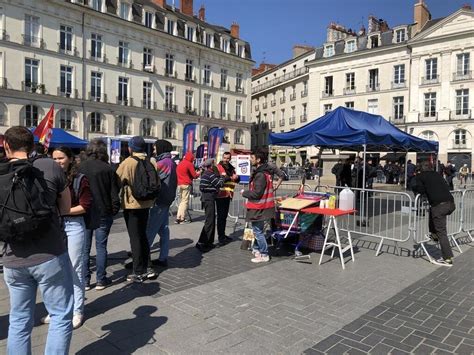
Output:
[0, 212, 472, 354]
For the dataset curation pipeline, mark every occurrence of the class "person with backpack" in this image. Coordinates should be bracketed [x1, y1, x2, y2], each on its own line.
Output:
[146, 140, 177, 267]
[79, 139, 121, 291]
[116, 136, 160, 283]
[0, 126, 74, 354]
[50, 146, 92, 329]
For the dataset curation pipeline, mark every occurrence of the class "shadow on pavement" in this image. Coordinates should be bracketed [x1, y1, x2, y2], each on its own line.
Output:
[77, 305, 167, 354]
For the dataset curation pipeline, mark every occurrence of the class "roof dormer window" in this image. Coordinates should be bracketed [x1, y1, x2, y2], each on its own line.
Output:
[143, 10, 153, 28]
[91, 0, 104, 12]
[395, 28, 406, 43]
[167, 18, 175, 35]
[221, 38, 229, 53]
[345, 39, 356, 53]
[370, 34, 379, 48]
[324, 44, 334, 57]
[119, 1, 130, 20]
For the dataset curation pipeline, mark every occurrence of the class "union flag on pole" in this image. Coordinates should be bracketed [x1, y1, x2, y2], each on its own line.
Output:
[33, 104, 54, 149]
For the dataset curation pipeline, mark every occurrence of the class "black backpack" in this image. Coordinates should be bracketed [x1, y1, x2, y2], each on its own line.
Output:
[73, 173, 101, 230]
[130, 156, 161, 201]
[0, 160, 54, 243]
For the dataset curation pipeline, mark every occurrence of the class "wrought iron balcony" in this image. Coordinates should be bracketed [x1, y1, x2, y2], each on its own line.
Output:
[142, 100, 157, 110]
[117, 96, 133, 106]
[22, 81, 45, 94]
[164, 103, 177, 112]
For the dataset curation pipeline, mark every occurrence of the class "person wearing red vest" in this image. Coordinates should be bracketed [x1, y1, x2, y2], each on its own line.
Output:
[176, 152, 200, 223]
[216, 152, 240, 246]
[242, 149, 274, 263]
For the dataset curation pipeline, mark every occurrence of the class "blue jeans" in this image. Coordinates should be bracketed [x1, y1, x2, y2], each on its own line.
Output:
[64, 216, 86, 315]
[85, 216, 113, 283]
[146, 204, 170, 261]
[252, 220, 269, 256]
[3, 252, 74, 355]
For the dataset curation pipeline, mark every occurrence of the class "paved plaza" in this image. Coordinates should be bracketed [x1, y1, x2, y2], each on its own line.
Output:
[0, 212, 473, 354]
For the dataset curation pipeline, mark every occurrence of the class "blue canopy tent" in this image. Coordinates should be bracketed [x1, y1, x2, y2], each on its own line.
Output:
[268, 106, 439, 188]
[32, 128, 88, 149]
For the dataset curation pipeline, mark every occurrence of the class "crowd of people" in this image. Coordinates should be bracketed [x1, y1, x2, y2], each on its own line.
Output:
[0, 126, 288, 354]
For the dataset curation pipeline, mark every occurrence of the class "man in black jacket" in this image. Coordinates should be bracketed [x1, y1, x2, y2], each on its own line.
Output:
[79, 139, 121, 290]
[331, 159, 343, 186]
[412, 161, 455, 266]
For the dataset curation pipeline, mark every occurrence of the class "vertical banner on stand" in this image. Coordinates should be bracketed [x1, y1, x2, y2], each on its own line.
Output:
[195, 143, 207, 168]
[207, 127, 224, 159]
[182, 123, 197, 155]
[110, 140, 121, 164]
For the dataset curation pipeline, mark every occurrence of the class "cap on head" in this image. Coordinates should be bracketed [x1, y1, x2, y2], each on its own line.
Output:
[129, 136, 146, 152]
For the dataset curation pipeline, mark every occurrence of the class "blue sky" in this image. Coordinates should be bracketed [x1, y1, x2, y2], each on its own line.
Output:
[192, 0, 470, 66]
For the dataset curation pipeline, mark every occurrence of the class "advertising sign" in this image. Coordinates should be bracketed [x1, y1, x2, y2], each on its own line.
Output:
[236, 155, 251, 184]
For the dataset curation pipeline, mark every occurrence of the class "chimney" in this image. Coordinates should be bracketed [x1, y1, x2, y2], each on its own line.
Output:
[414, 0, 431, 34]
[293, 45, 314, 58]
[231, 22, 240, 38]
[180, 0, 193, 16]
[151, 0, 166, 8]
[198, 5, 205, 21]
[462, 4, 472, 10]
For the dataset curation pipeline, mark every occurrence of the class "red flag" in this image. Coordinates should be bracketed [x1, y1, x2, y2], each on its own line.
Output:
[33, 105, 54, 149]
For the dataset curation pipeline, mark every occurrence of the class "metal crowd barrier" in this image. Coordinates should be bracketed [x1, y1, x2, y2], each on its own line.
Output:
[461, 188, 474, 242]
[315, 185, 414, 256]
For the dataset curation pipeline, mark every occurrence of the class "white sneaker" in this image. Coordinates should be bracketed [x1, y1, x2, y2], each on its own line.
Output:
[72, 314, 84, 329]
[252, 250, 261, 257]
[432, 258, 453, 267]
[251, 254, 270, 263]
[40, 314, 51, 324]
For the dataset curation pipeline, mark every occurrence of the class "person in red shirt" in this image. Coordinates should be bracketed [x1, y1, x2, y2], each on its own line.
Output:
[176, 152, 200, 224]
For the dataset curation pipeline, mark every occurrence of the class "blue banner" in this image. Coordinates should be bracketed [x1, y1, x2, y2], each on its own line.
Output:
[207, 127, 224, 159]
[182, 123, 197, 155]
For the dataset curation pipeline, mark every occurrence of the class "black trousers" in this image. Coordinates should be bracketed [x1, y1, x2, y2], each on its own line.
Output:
[429, 201, 455, 259]
[198, 198, 216, 246]
[216, 197, 231, 241]
[123, 208, 150, 275]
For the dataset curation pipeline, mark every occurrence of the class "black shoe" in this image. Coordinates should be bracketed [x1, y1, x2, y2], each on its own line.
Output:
[195, 243, 210, 253]
[151, 259, 168, 267]
[207, 243, 216, 250]
[146, 268, 157, 280]
[95, 277, 112, 291]
[126, 274, 144, 283]
[84, 280, 91, 291]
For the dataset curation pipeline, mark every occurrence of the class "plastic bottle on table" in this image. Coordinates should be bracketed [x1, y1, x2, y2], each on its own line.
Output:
[328, 195, 336, 209]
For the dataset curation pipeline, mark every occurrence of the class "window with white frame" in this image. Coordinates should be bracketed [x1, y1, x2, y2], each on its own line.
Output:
[163, 121, 175, 139]
[167, 18, 175, 35]
[142, 118, 154, 137]
[187, 25, 194, 41]
[24, 58, 39, 89]
[91, 33, 102, 59]
[144, 11, 153, 28]
[324, 104, 332, 113]
[118, 41, 129, 65]
[119, 2, 130, 20]
[393, 96, 404, 119]
[424, 92, 437, 117]
[60, 65, 73, 97]
[425, 58, 438, 80]
[367, 99, 378, 114]
[90, 71, 102, 100]
[90, 112, 103, 133]
[221, 38, 229, 52]
[235, 129, 243, 145]
[24, 105, 39, 127]
[204, 94, 211, 116]
[456, 89, 469, 115]
[118, 77, 128, 104]
[324, 44, 334, 57]
[454, 129, 467, 146]
[143, 47, 152, 69]
[236, 100, 242, 120]
[324, 76, 333, 95]
[165, 86, 174, 110]
[220, 97, 227, 118]
[236, 73, 243, 91]
[165, 53, 174, 76]
[370, 35, 379, 48]
[205, 32, 212, 47]
[116, 115, 131, 135]
[185, 90, 193, 111]
[395, 28, 406, 43]
[420, 130, 435, 141]
[142, 81, 152, 109]
[220, 69, 228, 88]
[346, 72, 355, 90]
[91, 0, 103, 12]
[185, 59, 193, 81]
[59, 25, 73, 52]
[394, 64, 405, 84]
[457, 53, 470, 76]
[24, 15, 40, 45]
[204, 64, 211, 85]
[346, 40, 356, 53]
[238, 43, 244, 57]
[58, 108, 75, 130]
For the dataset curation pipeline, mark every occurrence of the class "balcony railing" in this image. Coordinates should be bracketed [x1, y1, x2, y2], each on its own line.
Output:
[322, 90, 333, 97]
[366, 84, 380, 92]
[22, 35, 45, 48]
[452, 139, 467, 149]
[271, 99, 276, 106]
[452, 71, 472, 81]
[143, 64, 156, 73]
[389, 115, 406, 124]
[185, 106, 197, 115]
[262, 102, 268, 109]
[164, 68, 178, 78]
[450, 109, 471, 120]
[57, 87, 78, 98]
[391, 81, 406, 89]
[117, 97, 133, 106]
[300, 114, 307, 123]
[280, 97, 286, 104]
[289, 116, 296, 125]
[58, 43, 79, 56]
[88, 92, 107, 103]
[202, 110, 214, 118]
[89, 50, 107, 63]
[141, 100, 157, 110]
[421, 76, 439, 85]
[343, 87, 356, 95]
[301, 90, 308, 98]
[419, 112, 438, 122]
[117, 58, 133, 69]
[290, 93, 296, 101]
[185, 74, 196, 82]
[22, 81, 45, 94]
[252, 66, 309, 94]
[279, 118, 285, 126]
[164, 103, 177, 112]
[270, 121, 276, 128]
